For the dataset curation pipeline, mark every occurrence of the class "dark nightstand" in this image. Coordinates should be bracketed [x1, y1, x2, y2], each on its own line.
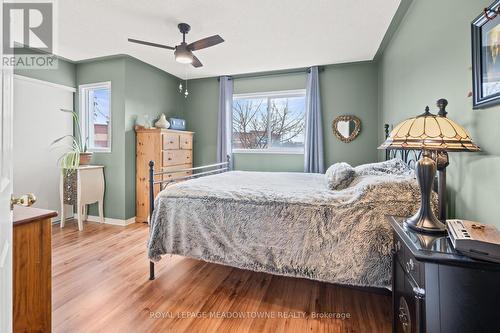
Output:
[388, 216, 500, 333]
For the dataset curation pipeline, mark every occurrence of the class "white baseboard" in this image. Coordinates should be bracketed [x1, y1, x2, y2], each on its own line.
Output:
[86, 215, 136, 226]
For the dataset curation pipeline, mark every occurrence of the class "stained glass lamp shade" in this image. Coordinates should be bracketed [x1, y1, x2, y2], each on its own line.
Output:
[380, 107, 480, 152]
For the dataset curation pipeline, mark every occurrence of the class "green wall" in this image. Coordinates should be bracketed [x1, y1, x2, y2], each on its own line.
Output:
[321, 62, 378, 167]
[183, 78, 218, 168]
[185, 63, 379, 171]
[75, 56, 183, 220]
[76, 57, 127, 220]
[13, 53, 76, 88]
[378, 0, 500, 227]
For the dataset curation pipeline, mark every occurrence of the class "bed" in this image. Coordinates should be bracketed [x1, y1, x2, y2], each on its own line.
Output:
[146, 152, 429, 290]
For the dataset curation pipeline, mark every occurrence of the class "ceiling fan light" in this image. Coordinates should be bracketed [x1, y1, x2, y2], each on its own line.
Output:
[174, 49, 193, 64]
[175, 53, 193, 64]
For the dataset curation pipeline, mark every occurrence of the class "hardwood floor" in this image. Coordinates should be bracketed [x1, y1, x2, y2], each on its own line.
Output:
[52, 221, 392, 333]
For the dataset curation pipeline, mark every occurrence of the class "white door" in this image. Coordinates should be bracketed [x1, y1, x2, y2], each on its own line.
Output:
[13, 76, 74, 219]
[0, 0, 14, 329]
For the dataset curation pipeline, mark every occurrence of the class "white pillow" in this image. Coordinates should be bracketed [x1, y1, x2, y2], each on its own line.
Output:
[325, 162, 356, 190]
[355, 158, 412, 176]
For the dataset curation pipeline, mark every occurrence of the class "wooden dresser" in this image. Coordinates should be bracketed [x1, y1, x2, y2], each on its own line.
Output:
[13, 206, 56, 333]
[136, 127, 194, 222]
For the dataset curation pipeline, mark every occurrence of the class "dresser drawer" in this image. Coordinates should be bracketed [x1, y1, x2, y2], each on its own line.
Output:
[162, 164, 193, 182]
[162, 133, 180, 150]
[163, 150, 192, 166]
[179, 133, 192, 150]
[404, 250, 423, 288]
[393, 258, 424, 333]
[393, 232, 424, 287]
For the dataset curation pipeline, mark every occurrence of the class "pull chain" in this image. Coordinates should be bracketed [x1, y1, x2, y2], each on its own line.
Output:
[184, 65, 189, 98]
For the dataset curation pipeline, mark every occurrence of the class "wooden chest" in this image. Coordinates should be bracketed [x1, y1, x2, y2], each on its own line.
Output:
[13, 206, 56, 333]
[135, 127, 194, 222]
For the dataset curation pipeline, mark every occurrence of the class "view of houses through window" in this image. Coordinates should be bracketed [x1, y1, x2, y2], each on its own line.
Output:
[232, 90, 306, 152]
[79, 82, 111, 152]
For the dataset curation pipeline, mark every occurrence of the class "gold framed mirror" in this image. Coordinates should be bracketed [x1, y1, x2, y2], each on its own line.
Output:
[332, 115, 361, 143]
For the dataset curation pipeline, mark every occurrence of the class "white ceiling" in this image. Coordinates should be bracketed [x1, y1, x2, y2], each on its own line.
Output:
[57, 0, 400, 79]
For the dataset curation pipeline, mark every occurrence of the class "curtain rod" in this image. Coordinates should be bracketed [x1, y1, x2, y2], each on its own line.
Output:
[217, 66, 324, 81]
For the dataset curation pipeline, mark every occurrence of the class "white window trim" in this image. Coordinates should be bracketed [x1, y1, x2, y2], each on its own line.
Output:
[233, 89, 306, 100]
[79, 81, 112, 153]
[232, 89, 306, 154]
[232, 149, 304, 155]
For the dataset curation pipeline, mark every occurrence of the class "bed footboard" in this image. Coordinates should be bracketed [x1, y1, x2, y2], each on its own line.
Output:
[147, 155, 231, 280]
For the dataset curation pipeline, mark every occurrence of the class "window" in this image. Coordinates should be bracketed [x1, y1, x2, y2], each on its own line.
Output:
[232, 89, 306, 153]
[79, 82, 111, 152]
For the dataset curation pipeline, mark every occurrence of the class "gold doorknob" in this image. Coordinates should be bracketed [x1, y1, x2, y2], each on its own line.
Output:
[10, 193, 37, 210]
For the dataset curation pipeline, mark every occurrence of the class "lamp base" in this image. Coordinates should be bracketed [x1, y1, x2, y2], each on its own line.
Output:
[404, 212, 447, 235]
[404, 151, 447, 235]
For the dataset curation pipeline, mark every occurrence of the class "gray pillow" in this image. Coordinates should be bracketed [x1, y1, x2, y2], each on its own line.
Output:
[325, 162, 356, 190]
[355, 158, 412, 176]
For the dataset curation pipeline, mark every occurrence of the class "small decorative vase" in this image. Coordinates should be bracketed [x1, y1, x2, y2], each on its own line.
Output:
[155, 114, 170, 129]
[79, 152, 93, 166]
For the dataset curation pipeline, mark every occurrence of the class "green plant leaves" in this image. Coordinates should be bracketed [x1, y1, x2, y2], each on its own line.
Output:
[51, 109, 85, 173]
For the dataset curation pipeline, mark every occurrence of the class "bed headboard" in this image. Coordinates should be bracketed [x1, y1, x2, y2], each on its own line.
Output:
[383, 124, 422, 169]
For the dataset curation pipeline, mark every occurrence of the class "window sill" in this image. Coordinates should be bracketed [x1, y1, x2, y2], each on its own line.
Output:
[88, 149, 112, 153]
[232, 149, 304, 155]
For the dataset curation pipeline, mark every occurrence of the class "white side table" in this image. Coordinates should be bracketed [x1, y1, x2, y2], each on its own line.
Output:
[59, 165, 105, 230]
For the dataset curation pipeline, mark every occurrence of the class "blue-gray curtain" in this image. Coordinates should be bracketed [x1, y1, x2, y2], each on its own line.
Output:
[304, 66, 324, 173]
[217, 76, 233, 165]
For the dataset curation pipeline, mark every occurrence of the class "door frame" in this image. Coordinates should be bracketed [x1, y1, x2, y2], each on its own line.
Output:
[0, 0, 14, 331]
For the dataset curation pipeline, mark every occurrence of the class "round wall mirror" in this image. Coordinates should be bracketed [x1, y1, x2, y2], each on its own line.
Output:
[332, 115, 361, 143]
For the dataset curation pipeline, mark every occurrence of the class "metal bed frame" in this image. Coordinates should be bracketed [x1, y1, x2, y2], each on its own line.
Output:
[147, 156, 231, 280]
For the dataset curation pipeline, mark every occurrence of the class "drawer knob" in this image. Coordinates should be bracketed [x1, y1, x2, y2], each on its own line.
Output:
[398, 297, 411, 332]
[398, 309, 409, 329]
[406, 258, 415, 272]
[168, 158, 172, 161]
[169, 141, 174, 144]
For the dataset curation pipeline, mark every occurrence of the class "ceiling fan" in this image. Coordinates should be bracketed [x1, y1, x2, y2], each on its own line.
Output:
[128, 23, 224, 68]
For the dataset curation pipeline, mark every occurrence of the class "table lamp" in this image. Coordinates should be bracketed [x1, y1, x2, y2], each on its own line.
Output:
[379, 105, 480, 234]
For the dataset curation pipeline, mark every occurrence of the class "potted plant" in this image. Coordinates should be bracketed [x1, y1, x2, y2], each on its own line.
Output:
[51, 109, 92, 174]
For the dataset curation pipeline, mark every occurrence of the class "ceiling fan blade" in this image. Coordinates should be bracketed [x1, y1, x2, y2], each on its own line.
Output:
[191, 54, 203, 68]
[187, 35, 224, 51]
[128, 38, 175, 50]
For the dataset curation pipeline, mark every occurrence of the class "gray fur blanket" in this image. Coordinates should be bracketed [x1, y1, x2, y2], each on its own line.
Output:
[148, 169, 422, 289]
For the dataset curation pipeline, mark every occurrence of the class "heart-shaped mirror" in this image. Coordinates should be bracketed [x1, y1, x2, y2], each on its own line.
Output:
[332, 115, 361, 143]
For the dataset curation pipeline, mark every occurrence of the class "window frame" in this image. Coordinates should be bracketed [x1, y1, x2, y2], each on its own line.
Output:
[232, 89, 306, 154]
[78, 81, 112, 153]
